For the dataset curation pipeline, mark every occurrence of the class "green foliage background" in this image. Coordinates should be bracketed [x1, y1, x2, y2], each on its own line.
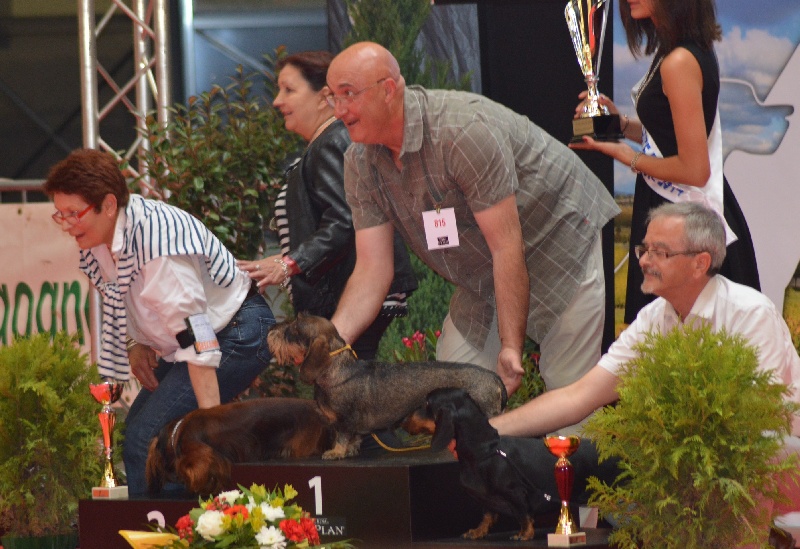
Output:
[138, 62, 302, 261]
[0, 333, 103, 537]
[584, 324, 799, 548]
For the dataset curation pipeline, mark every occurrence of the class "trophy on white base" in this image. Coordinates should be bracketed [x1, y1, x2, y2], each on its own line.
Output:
[90, 380, 129, 499]
[544, 435, 587, 547]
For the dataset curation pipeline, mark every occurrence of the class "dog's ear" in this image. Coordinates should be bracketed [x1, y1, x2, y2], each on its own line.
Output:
[430, 405, 456, 451]
[145, 437, 165, 493]
[299, 336, 332, 384]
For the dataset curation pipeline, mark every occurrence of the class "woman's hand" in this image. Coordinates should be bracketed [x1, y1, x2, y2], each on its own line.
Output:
[574, 90, 618, 118]
[569, 134, 637, 166]
[129, 343, 159, 391]
[237, 254, 288, 289]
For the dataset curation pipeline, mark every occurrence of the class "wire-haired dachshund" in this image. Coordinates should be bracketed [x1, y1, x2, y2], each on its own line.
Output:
[146, 397, 335, 495]
[424, 387, 619, 541]
[267, 313, 507, 460]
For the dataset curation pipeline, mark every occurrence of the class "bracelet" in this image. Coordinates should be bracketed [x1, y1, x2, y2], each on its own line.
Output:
[630, 151, 644, 173]
[126, 337, 139, 351]
[621, 114, 630, 134]
[273, 258, 291, 288]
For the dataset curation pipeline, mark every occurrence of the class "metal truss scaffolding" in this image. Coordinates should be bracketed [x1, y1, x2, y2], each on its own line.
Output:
[76, 0, 172, 363]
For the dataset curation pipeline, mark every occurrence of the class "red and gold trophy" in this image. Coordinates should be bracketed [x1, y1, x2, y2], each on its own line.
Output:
[90, 381, 128, 499]
[544, 435, 587, 546]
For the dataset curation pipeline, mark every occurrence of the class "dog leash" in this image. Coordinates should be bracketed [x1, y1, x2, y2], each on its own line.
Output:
[329, 344, 357, 359]
[494, 447, 553, 503]
[369, 432, 432, 452]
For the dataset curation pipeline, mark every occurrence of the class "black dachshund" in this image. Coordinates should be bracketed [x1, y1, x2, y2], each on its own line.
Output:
[425, 387, 617, 541]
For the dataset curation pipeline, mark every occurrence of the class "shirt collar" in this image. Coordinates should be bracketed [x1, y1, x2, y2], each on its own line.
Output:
[400, 86, 425, 157]
[110, 205, 128, 257]
[663, 275, 719, 326]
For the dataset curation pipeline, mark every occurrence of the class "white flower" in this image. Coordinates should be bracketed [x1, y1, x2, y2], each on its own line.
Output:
[255, 525, 287, 549]
[259, 502, 286, 522]
[217, 489, 242, 505]
[195, 509, 226, 540]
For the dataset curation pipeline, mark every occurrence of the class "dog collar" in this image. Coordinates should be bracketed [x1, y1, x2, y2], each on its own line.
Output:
[329, 344, 358, 359]
[170, 417, 185, 452]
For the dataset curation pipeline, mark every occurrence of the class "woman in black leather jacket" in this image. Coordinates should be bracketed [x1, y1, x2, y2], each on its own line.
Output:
[238, 51, 416, 359]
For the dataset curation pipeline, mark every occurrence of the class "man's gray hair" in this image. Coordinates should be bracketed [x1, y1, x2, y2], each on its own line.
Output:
[646, 202, 726, 274]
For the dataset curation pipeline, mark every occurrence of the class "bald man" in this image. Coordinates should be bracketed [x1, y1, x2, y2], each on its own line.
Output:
[327, 43, 619, 423]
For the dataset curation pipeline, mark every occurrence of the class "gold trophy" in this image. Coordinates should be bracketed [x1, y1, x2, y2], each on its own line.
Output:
[544, 435, 587, 546]
[565, 0, 622, 143]
[90, 380, 128, 499]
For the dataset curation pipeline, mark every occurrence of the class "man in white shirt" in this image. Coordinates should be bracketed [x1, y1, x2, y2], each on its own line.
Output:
[492, 201, 799, 437]
[491, 201, 800, 543]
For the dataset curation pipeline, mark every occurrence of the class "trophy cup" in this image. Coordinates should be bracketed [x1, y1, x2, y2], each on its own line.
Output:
[90, 380, 129, 499]
[544, 435, 587, 546]
[565, 0, 622, 143]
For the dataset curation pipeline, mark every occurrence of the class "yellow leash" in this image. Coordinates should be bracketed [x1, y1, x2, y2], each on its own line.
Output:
[329, 344, 357, 359]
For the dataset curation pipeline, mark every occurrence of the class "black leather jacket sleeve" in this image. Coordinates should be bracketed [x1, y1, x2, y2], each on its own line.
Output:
[286, 121, 355, 286]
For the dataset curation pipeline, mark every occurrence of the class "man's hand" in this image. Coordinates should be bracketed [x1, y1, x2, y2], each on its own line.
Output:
[129, 343, 159, 391]
[497, 347, 524, 396]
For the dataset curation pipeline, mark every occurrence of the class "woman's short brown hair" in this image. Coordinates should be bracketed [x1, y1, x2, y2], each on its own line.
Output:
[43, 149, 130, 209]
[275, 50, 334, 92]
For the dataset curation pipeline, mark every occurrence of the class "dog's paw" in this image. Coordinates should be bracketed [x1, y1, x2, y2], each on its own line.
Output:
[322, 447, 347, 460]
[462, 528, 488, 540]
[510, 516, 535, 541]
[343, 443, 361, 458]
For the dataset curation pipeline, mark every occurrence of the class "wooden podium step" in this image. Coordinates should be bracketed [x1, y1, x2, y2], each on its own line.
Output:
[77, 447, 610, 548]
[78, 448, 486, 549]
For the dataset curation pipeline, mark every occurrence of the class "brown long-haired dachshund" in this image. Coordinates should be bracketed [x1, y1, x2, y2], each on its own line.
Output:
[146, 398, 335, 495]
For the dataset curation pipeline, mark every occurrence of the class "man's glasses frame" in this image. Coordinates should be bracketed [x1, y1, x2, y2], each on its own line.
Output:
[326, 78, 388, 108]
[52, 204, 94, 225]
[633, 245, 703, 260]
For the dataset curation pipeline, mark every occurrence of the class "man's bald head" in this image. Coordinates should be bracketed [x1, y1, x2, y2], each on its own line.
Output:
[330, 42, 401, 84]
[327, 42, 406, 150]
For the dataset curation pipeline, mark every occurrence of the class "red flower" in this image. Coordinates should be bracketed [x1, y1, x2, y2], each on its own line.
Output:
[300, 517, 320, 545]
[402, 337, 413, 349]
[223, 504, 249, 519]
[280, 518, 319, 544]
[175, 514, 194, 542]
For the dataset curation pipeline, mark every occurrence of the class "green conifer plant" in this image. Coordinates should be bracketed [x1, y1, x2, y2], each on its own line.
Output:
[584, 324, 800, 548]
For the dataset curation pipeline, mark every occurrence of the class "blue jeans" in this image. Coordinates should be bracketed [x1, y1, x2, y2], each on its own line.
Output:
[122, 294, 275, 495]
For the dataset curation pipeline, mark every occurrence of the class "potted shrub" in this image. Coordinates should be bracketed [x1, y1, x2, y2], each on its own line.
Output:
[584, 324, 800, 548]
[0, 332, 103, 549]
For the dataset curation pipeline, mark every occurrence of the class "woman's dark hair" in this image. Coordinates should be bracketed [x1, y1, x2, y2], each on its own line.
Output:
[275, 50, 334, 92]
[43, 148, 130, 209]
[620, 0, 721, 57]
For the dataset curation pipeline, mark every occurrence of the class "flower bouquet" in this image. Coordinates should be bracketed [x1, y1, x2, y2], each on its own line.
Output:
[119, 484, 354, 549]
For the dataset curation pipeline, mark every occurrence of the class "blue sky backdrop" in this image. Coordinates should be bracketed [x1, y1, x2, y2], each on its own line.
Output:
[611, 0, 800, 195]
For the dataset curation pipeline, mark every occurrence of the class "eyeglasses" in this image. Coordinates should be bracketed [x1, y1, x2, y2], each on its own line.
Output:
[634, 245, 703, 260]
[52, 204, 94, 225]
[326, 78, 388, 108]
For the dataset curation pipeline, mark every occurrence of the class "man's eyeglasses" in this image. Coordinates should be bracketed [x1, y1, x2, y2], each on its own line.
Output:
[52, 204, 94, 225]
[326, 78, 388, 108]
[634, 245, 703, 260]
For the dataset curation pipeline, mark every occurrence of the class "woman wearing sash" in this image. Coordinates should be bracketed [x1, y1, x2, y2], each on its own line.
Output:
[44, 149, 275, 495]
[570, 0, 760, 323]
